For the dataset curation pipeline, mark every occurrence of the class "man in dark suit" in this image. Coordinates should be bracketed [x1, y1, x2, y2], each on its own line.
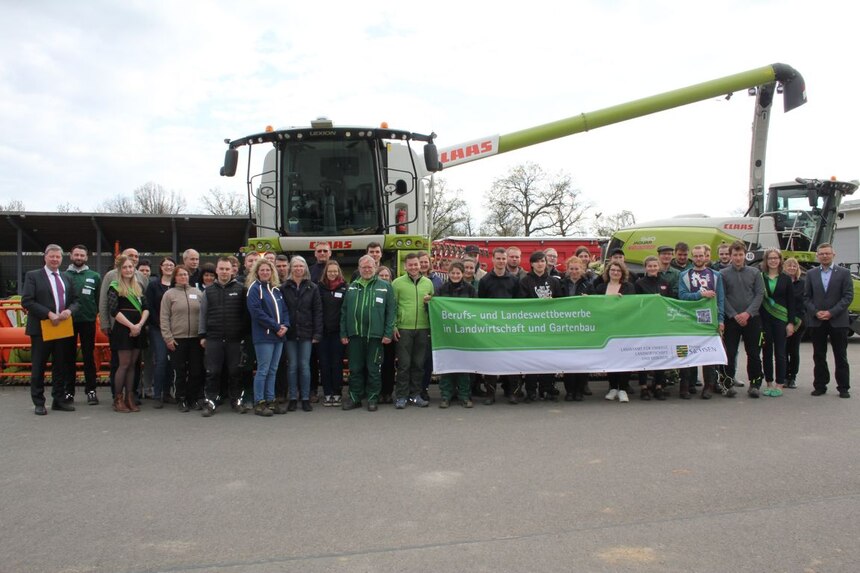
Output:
[21, 244, 79, 415]
[804, 243, 854, 398]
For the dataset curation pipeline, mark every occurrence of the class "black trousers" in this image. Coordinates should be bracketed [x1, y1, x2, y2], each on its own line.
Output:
[204, 339, 243, 402]
[30, 335, 75, 406]
[563, 373, 588, 395]
[723, 316, 763, 384]
[69, 321, 98, 394]
[170, 338, 203, 402]
[786, 324, 805, 381]
[809, 323, 850, 392]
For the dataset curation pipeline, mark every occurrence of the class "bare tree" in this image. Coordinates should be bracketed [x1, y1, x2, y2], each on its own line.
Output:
[201, 187, 249, 216]
[593, 209, 636, 237]
[0, 199, 25, 212]
[544, 173, 590, 236]
[97, 182, 186, 214]
[56, 202, 81, 213]
[480, 162, 588, 237]
[133, 182, 186, 214]
[97, 194, 136, 213]
[429, 179, 473, 240]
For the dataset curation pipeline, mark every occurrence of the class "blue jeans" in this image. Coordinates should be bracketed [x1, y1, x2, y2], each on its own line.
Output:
[286, 339, 313, 400]
[148, 326, 171, 399]
[253, 342, 283, 403]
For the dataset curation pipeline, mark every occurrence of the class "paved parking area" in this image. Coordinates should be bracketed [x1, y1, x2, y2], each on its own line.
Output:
[1, 340, 858, 572]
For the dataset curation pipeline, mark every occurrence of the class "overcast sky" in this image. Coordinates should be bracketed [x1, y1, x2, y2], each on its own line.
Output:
[1, 1, 857, 232]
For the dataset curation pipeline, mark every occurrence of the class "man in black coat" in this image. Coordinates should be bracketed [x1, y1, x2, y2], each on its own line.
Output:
[804, 243, 854, 398]
[21, 244, 79, 415]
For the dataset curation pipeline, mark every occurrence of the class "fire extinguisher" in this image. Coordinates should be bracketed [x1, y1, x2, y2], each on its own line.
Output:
[396, 206, 407, 234]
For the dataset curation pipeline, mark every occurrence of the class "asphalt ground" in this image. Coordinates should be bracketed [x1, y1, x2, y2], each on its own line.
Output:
[1, 340, 858, 573]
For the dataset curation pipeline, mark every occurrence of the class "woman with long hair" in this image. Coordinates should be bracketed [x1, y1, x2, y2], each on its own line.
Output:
[760, 248, 796, 397]
[246, 259, 290, 417]
[594, 261, 635, 403]
[281, 255, 322, 412]
[318, 260, 348, 407]
[108, 255, 150, 412]
[146, 256, 175, 407]
[783, 257, 805, 389]
[160, 264, 204, 412]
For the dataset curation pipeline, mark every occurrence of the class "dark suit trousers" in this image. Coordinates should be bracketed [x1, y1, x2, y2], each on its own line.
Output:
[30, 335, 74, 406]
[810, 323, 850, 392]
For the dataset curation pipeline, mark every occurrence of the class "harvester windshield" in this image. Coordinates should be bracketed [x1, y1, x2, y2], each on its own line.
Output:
[280, 140, 381, 236]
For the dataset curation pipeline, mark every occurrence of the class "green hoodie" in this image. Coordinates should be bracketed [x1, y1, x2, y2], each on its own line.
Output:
[340, 276, 396, 340]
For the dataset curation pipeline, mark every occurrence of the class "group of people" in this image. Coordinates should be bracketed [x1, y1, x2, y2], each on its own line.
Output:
[21, 237, 853, 417]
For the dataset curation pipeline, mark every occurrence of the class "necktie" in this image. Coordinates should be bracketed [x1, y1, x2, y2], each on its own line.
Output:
[52, 272, 66, 313]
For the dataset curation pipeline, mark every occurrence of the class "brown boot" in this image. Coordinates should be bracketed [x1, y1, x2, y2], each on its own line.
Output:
[127, 394, 141, 412]
[114, 394, 130, 413]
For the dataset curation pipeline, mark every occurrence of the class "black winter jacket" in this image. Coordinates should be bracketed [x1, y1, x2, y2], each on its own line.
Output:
[477, 271, 520, 299]
[281, 279, 323, 341]
[199, 279, 249, 342]
[635, 275, 671, 297]
[559, 276, 592, 297]
[319, 279, 348, 335]
[436, 280, 476, 298]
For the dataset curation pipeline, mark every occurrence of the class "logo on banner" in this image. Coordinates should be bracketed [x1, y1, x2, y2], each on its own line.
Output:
[675, 345, 689, 358]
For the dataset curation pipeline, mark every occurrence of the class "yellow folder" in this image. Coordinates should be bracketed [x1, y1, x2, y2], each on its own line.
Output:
[40, 318, 75, 341]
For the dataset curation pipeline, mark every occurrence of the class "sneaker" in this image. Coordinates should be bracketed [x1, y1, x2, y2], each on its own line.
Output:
[310, 394, 320, 404]
[177, 400, 190, 413]
[301, 400, 313, 412]
[605, 389, 618, 401]
[201, 399, 216, 417]
[395, 398, 408, 409]
[439, 399, 450, 409]
[231, 400, 248, 414]
[723, 388, 737, 398]
[410, 395, 429, 408]
[367, 401, 378, 412]
[271, 400, 288, 415]
[420, 390, 430, 402]
[762, 387, 773, 397]
[785, 379, 798, 389]
[333, 395, 342, 407]
[734, 379, 746, 387]
[190, 400, 203, 411]
[463, 399, 474, 408]
[86, 391, 99, 406]
[771, 388, 783, 397]
[618, 390, 629, 403]
[839, 391, 851, 399]
[748, 387, 760, 398]
[323, 395, 334, 407]
[64, 393, 75, 403]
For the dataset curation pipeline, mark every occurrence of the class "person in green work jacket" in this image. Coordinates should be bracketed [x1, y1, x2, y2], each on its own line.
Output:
[391, 252, 435, 409]
[340, 254, 396, 412]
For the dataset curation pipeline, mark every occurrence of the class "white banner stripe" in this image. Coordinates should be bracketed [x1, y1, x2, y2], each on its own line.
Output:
[432, 335, 727, 375]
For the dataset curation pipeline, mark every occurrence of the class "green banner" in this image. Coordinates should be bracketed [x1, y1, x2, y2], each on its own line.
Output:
[429, 295, 726, 375]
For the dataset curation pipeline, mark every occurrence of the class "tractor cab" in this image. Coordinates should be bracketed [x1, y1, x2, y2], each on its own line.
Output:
[763, 178, 858, 254]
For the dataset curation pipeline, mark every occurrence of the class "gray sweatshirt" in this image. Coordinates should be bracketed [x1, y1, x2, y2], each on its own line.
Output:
[719, 264, 764, 318]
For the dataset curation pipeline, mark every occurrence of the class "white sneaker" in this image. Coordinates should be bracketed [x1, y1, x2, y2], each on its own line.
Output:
[618, 390, 629, 403]
[605, 389, 618, 401]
